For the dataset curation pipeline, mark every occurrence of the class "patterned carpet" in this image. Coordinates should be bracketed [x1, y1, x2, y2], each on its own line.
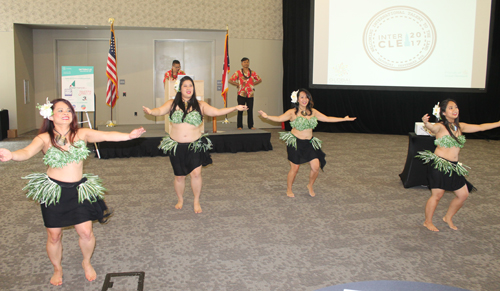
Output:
[0, 129, 499, 290]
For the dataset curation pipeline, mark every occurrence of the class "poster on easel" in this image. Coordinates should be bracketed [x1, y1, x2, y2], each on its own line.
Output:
[61, 66, 95, 112]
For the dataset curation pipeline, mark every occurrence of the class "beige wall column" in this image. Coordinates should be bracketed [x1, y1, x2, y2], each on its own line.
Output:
[14, 24, 36, 134]
[0, 31, 17, 131]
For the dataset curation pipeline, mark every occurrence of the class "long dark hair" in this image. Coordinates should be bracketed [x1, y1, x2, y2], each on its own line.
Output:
[293, 88, 314, 116]
[38, 98, 79, 151]
[169, 76, 202, 120]
[439, 99, 462, 144]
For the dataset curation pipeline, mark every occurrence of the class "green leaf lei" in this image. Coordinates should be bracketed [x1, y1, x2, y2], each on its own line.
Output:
[22, 173, 106, 206]
[158, 134, 179, 155]
[415, 150, 470, 177]
[188, 133, 213, 153]
[43, 140, 90, 168]
[159, 133, 213, 155]
[279, 131, 322, 150]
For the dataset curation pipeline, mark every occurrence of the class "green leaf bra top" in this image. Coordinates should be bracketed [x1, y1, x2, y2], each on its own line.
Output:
[434, 135, 466, 148]
[289, 116, 318, 131]
[43, 139, 90, 168]
[169, 110, 202, 127]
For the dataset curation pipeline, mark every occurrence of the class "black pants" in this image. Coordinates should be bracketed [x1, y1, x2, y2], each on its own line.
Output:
[237, 95, 254, 129]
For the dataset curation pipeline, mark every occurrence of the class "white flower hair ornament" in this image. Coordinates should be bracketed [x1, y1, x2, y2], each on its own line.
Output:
[36, 97, 53, 119]
[290, 90, 298, 103]
[174, 79, 181, 93]
[432, 102, 440, 120]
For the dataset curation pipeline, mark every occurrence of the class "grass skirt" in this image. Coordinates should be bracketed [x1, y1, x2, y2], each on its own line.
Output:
[40, 177, 111, 228]
[416, 150, 476, 192]
[168, 136, 213, 176]
[427, 162, 476, 192]
[285, 136, 326, 170]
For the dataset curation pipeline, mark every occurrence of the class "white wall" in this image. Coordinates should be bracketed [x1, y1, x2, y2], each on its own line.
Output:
[14, 25, 36, 134]
[0, 1, 283, 40]
[0, 32, 17, 130]
[33, 29, 283, 129]
[1, 0, 283, 132]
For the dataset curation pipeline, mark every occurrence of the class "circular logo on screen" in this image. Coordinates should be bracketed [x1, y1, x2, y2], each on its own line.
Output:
[363, 6, 436, 71]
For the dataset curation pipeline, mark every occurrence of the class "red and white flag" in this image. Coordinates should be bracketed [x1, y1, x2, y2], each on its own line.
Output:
[221, 31, 230, 107]
[106, 23, 118, 108]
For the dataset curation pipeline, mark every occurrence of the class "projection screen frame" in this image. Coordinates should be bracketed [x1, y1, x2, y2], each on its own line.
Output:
[308, 0, 497, 93]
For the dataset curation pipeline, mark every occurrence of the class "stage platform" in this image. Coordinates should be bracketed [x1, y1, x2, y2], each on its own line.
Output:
[95, 123, 273, 159]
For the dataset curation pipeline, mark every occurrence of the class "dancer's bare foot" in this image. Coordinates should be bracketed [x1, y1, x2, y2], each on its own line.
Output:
[443, 216, 458, 230]
[250, 127, 256, 130]
[82, 261, 96, 282]
[194, 202, 202, 213]
[175, 199, 183, 210]
[423, 221, 439, 232]
[286, 191, 295, 197]
[50, 269, 63, 286]
[237, 127, 242, 130]
[307, 184, 316, 197]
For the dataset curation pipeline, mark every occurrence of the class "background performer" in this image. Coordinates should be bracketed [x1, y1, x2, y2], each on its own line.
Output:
[163, 60, 186, 84]
[143, 76, 247, 213]
[229, 57, 262, 130]
[259, 89, 356, 197]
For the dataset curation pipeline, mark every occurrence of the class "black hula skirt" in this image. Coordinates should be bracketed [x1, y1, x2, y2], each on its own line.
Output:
[41, 177, 111, 228]
[169, 142, 213, 176]
[427, 162, 476, 193]
[286, 137, 326, 170]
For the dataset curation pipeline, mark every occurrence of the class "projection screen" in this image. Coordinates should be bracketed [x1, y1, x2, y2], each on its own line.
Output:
[310, 0, 495, 91]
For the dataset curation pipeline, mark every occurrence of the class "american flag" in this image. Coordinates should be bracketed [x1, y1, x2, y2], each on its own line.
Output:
[221, 31, 230, 107]
[106, 24, 118, 108]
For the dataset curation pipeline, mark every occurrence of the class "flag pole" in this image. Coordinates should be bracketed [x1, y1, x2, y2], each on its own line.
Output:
[222, 25, 230, 125]
[109, 18, 114, 126]
[106, 18, 117, 127]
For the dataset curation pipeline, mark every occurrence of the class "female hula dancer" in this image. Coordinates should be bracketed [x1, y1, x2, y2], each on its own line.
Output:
[417, 99, 500, 232]
[0, 98, 145, 286]
[258, 89, 356, 197]
[143, 76, 247, 213]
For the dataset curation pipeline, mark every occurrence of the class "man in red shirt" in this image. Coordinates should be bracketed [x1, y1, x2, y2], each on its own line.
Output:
[229, 57, 262, 129]
[163, 60, 186, 84]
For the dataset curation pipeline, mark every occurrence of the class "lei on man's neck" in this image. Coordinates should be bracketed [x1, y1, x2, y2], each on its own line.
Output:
[242, 68, 251, 79]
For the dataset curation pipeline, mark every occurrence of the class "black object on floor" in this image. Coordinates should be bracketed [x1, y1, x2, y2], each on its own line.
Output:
[0, 110, 8, 141]
[101, 271, 145, 291]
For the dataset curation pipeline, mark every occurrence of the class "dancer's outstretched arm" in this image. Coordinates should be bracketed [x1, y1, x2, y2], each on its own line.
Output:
[143, 100, 173, 116]
[461, 120, 500, 133]
[200, 101, 248, 117]
[313, 109, 356, 123]
[0, 136, 44, 162]
[81, 127, 146, 143]
[258, 109, 295, 123]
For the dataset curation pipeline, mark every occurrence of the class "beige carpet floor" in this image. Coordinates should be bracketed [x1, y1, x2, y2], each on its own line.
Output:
[0, 129, 499, 290]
